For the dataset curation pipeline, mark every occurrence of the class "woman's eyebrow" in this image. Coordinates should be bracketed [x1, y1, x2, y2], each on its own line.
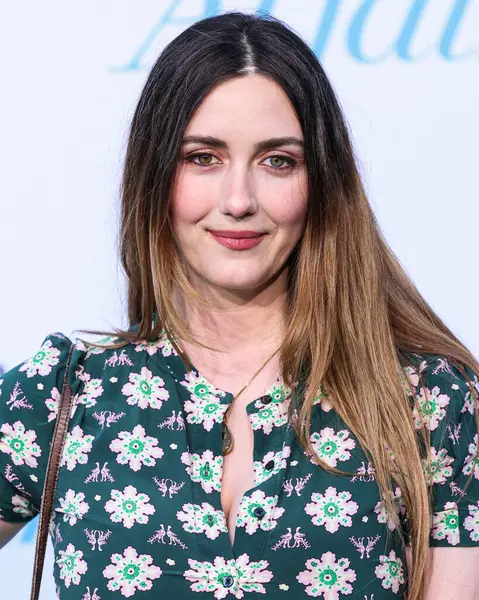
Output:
[181, 135, 304, 153]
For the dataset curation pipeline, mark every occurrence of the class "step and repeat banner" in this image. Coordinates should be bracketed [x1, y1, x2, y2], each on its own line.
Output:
[0, 1, 478, 598]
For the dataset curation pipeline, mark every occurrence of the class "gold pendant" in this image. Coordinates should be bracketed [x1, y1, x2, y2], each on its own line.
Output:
[222, 421, 234, 455]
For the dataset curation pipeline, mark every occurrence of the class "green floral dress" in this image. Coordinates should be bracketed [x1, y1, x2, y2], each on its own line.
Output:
[1, 328, 479, 599]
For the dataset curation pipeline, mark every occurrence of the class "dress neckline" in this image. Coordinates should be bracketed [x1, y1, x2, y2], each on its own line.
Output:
[156, 327, 294, 409]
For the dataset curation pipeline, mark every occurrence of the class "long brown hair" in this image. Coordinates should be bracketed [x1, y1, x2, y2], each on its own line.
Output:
[76, 12, 479, 598]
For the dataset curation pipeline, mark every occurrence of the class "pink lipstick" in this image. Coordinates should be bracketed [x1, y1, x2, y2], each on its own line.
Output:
[208, 230, 265, 250]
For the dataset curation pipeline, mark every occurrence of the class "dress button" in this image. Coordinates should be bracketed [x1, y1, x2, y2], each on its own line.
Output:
[222, 576, 234, 588]
[253, 506, 266, 519]
[265, 460, 275, 471]
[258, 395, 272, 405]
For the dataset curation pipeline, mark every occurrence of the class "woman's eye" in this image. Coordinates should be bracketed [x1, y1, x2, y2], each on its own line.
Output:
[188, 153, 218, 166]
[186, 152, 296, 170]
[264, 155, 296, 170]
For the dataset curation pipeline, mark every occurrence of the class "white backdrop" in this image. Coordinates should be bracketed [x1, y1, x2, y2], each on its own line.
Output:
[0, 1, 478, 598]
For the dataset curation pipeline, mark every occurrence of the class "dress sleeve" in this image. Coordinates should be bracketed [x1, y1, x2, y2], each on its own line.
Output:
[0, 333, 74, 523]
[411, 356, 479, 546]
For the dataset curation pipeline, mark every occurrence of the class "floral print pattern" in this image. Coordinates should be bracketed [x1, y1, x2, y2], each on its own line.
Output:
[105, 485, 155, 529]
[464, 501, 479, 542]
[412, 385, 450, 430]
[109, 425, 164, 471]
[56, 543, 88, 588]
[463, 434, 479, 480]
[11, 493, 34, 517]
[103, 546, 162, 597]
[374, 487, 405, 531]
[250, 403, 289, 435]
[235, 490, 284, 535]
[181, 449, 222, 494]
[121, 367, 169, 410]
[75, 371, 104, 408]
[184, 553, 273, 598]
[176, 502, 227, 539]
[422, 447, 454, 485]
[431, 502, 460, 545]
[297, 552, 356, 598]
[57, 489, 90, 525]
[253, 445, 291, 485]
[61, 425, 94, 471]
[309, 428, 356, 467]
[0, 420, 41, 467]
[375, 550, 405, 593]
[305, 486, 358, 533]
[1, 331, 478, 599]
[45, 386, 61, 421]
[18, 338, 61, 378]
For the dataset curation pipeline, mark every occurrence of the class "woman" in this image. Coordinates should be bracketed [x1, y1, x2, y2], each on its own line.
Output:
[1, 11, 478, 600]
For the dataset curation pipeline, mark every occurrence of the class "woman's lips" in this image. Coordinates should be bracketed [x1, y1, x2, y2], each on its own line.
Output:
[208, 231, 265, 250]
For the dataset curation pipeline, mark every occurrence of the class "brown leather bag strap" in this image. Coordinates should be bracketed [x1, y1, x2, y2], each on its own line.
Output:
[30, 341, 76, 600]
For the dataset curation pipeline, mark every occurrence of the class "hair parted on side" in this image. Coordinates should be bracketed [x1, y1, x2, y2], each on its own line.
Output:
[75, 11, 479, 598]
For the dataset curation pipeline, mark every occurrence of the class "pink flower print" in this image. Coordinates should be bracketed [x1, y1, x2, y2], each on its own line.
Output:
[134, 338, 163, 356]
[56, 543, 88, 588]
[184, 556, 239, 599]
[109, 424, 164, 471]
[253, 446, 291, 485]
[250, 402, 289, 435]
[18, 339, 61, 378]
[181, 372, 226, 403]
[157, 330, 179, 357]
[463, 434, 479, 480]
[183, 554, 273, 598]
[422, 447, 454, 485]
[252, 379, 290, 409]
[60, 426, 94, 471]
[464, 501, 479, 542]
[412, 385, 450, 431]
[431, 502, 460, 545]
[234, 553, 274, 595]
[45, 386, 77, 422]
[0, 421, 41, 467]
[103, 546, 162, 597]
[310, 428, 356, 467]
[45, 386, 61, 422]
[305, 486, 358, 533]
[105, 485, 155, 529]
[374, 487, 404, 531]
[176, 502, 227, 540]
[236, 490, 284, 535]
[57, 489, 90, 526]
[184, 395, 228, 432]
[12, 494, 35, 517]
[121, 366, 169, 410]
[375, 549, 405, 593]
[297, 552, 356, 598]
[461, 376, 479, 415]
[181, 450, 222, 494]
[79, 336, 118, 359]
[75, 372, 104, 408]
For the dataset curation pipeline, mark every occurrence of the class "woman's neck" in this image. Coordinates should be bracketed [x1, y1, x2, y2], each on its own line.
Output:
[171, 274, 288, 387]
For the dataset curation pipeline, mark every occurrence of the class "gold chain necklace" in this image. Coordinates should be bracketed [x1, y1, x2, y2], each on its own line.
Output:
[221, 348, 280, 456]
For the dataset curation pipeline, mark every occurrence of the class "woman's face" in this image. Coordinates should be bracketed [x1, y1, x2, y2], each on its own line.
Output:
[171, 74, 308, 294]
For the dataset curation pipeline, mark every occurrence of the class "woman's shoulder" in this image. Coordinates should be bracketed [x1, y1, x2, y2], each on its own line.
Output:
[402, 352, 478, 403]
[400, 352, 478, 442]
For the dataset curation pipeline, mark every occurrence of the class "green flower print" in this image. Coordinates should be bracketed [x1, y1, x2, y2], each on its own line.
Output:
[431, 502, 460, 545]
[18, 338, 61, 378]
